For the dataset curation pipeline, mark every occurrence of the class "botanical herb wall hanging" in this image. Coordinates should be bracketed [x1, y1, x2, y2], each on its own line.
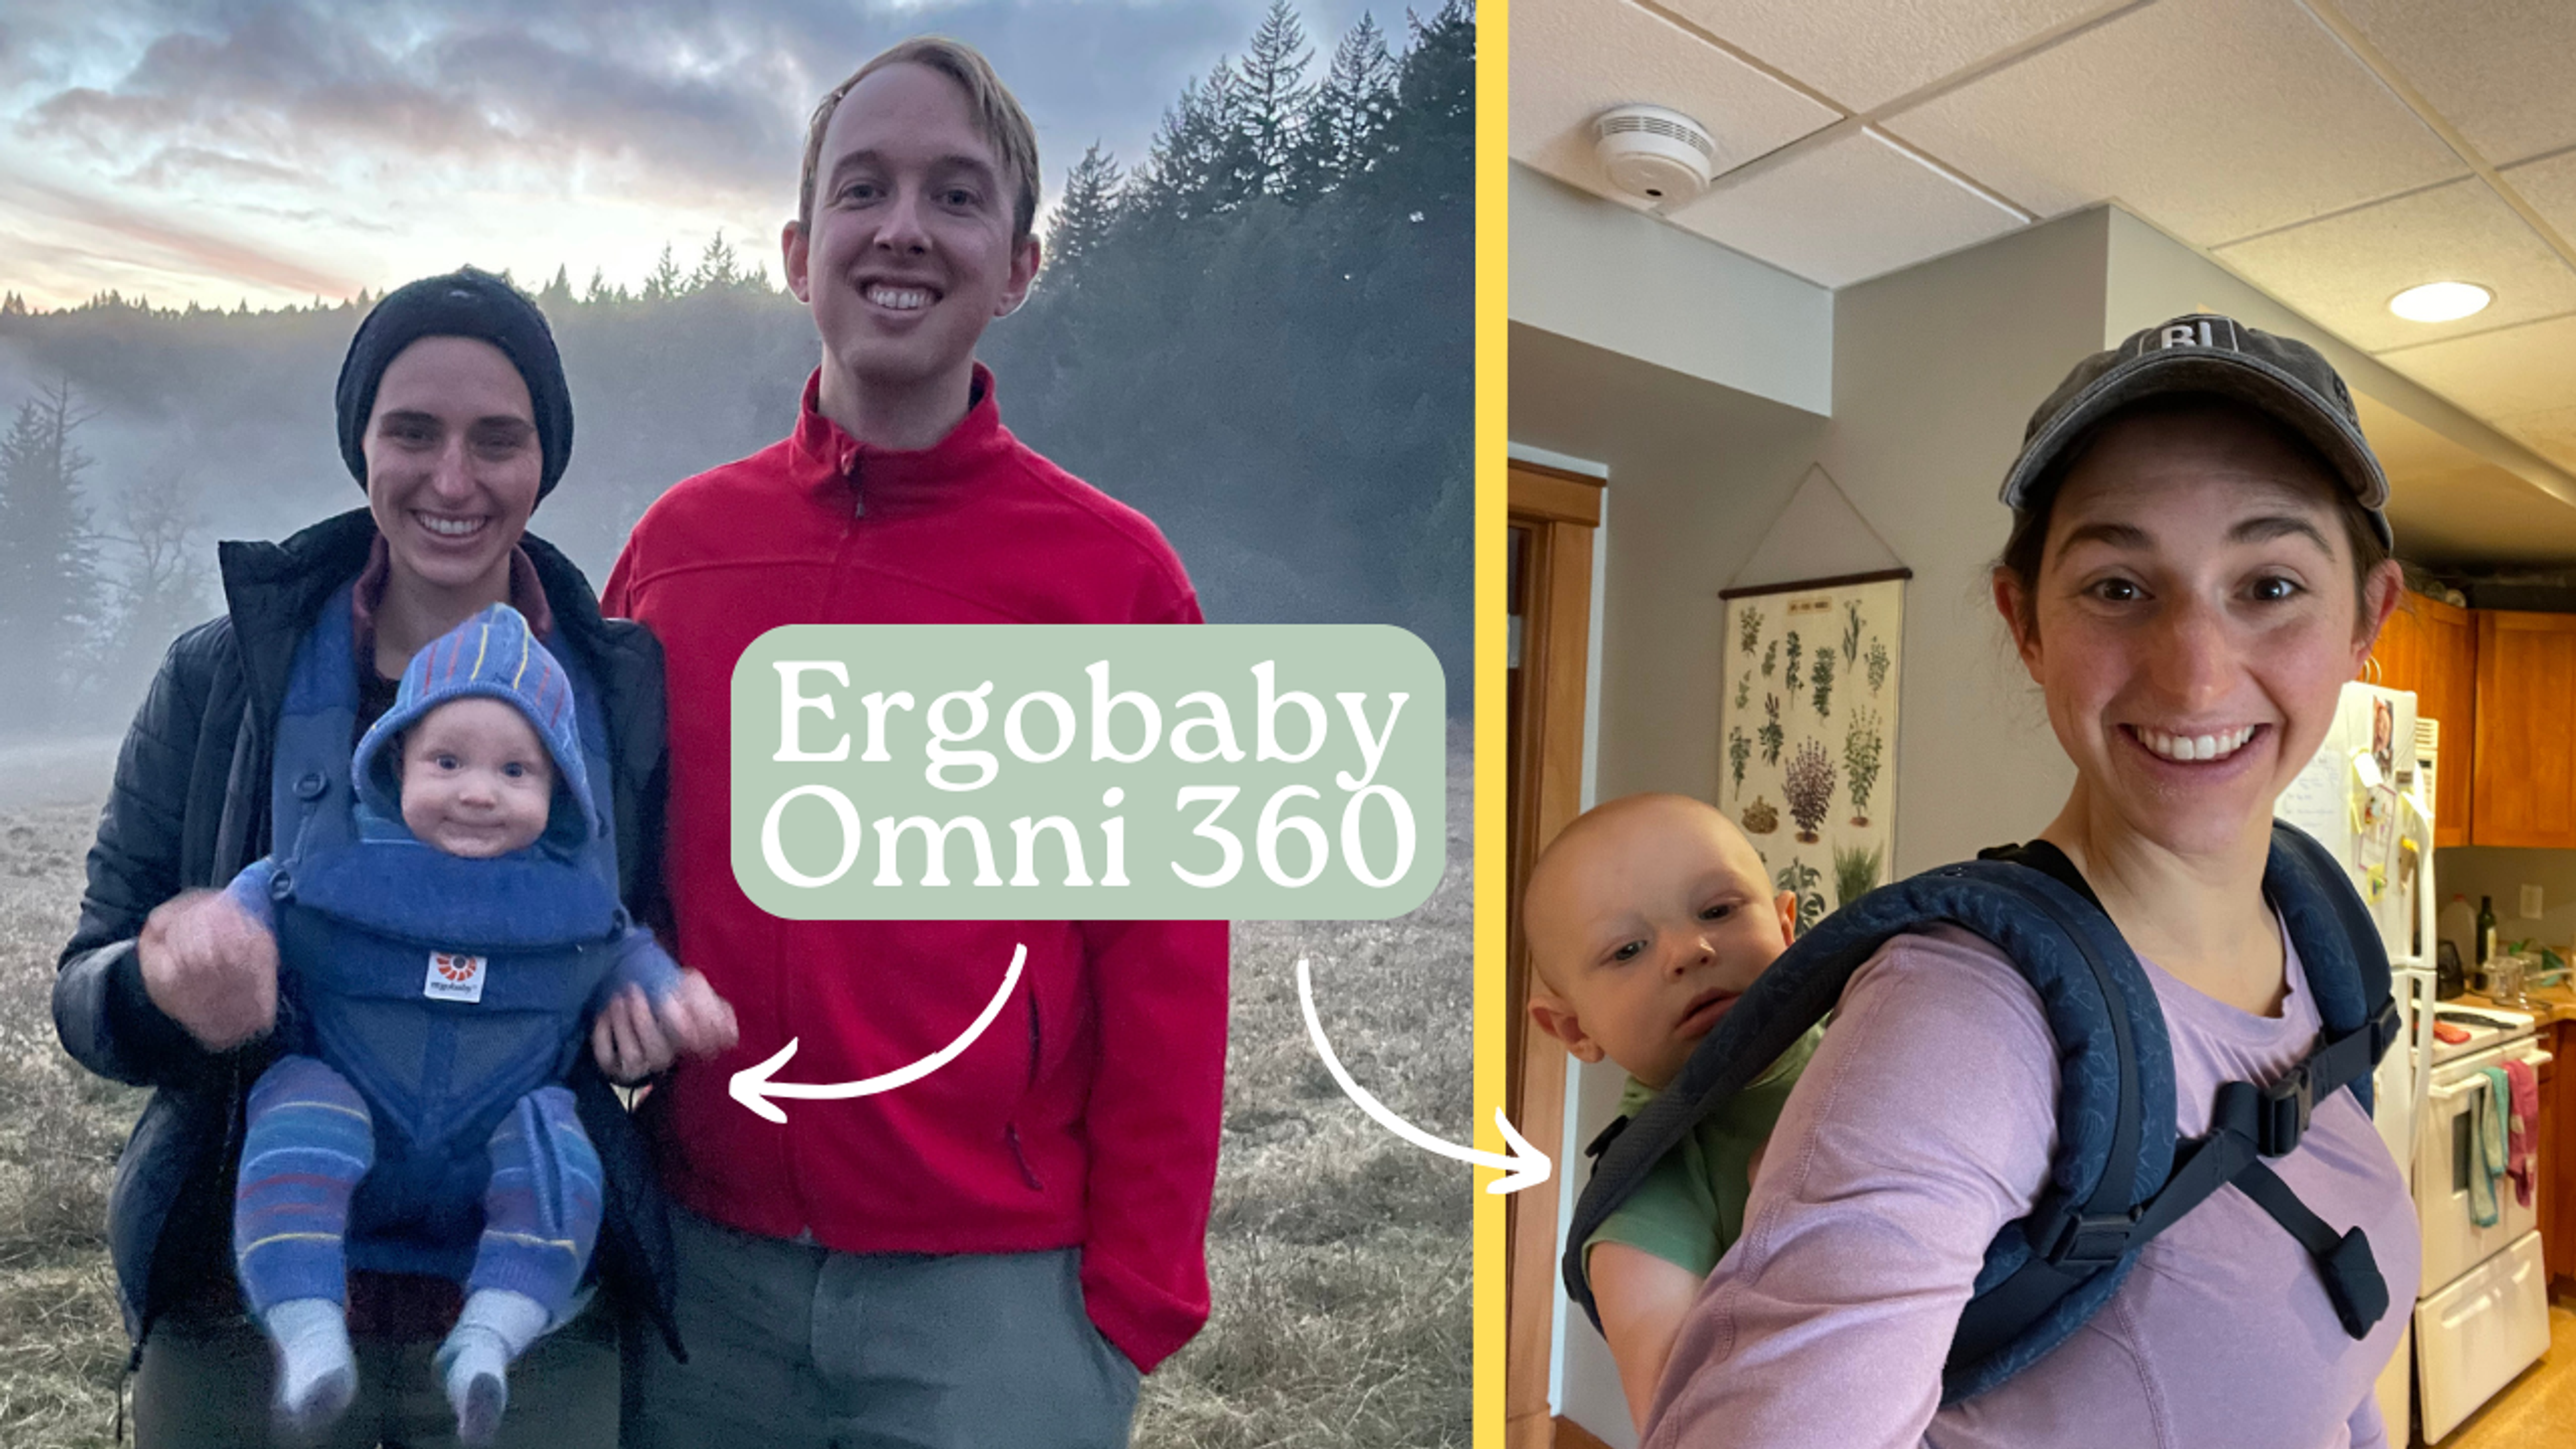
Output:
[1719, 572, 1905, 918]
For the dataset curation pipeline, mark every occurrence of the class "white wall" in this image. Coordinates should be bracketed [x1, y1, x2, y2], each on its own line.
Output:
[2433, 847, 2576, 965]
[1510, 164, 1832, 417]
[1817, 210, 2110, 874]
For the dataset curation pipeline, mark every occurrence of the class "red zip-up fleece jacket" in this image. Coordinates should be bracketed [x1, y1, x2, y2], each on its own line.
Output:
[603, 365, 1230, 1373]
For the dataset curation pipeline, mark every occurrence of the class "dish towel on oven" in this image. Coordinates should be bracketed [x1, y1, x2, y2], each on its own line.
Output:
[2473, 1065, 2510, 1228]
[2504, 1057, 2540, 1208]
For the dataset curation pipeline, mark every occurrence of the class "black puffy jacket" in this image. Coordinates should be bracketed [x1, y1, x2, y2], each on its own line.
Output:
[53, 508, 681, 1356]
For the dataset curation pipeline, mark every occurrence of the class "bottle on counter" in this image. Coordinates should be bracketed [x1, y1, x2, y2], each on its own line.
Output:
[2440, 892, 2474, 962]
[2477, 894, 2498, 967]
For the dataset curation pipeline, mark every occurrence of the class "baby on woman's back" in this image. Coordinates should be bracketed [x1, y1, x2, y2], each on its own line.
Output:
[1521, 793, 1822, 1433]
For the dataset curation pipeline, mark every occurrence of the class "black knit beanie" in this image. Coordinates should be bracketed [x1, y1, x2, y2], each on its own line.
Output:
[335, 267, 574, 498]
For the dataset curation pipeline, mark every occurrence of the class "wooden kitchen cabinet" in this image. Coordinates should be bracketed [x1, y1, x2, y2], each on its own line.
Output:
[2417, 596, 2477, 848]
[2368, 591, 2476, 847]
[2472, 609, 2576, 848]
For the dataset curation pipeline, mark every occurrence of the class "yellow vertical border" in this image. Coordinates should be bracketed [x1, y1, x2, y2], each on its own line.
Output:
[1472, 0, 1509, 1442]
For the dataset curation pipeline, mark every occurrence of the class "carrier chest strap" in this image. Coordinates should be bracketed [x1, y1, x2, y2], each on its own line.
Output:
[1986, 1004, 2395, 1348]
[2235, 1159, 2390, 1336]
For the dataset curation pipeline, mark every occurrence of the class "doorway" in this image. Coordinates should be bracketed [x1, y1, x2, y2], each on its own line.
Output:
[1505, 460, 1601, 1449]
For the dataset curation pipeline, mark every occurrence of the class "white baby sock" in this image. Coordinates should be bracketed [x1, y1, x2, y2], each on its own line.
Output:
[435, 1289, 550, 1446]
[263, 1296, 357, 1434]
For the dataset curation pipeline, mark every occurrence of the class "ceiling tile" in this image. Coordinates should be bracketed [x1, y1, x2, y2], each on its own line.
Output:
[1881, 0, 2467, 244]
[1509, 0, 1840, 211]
[2210, 178, 2576, 353]
[1663, 123, 2027, 286]
[2332, 0, 2576, 166]
[2500, 402, 2576, 478]
[2381, 313, 2576, 423]
[2502, 149, 2576, 253]
[1648, 0, 2109, 113]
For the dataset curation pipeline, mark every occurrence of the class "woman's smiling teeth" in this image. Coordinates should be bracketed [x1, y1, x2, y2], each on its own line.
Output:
[865, 283, 933, 311]
[2134, 724, 2258, 763]
[417, 513, 486, 539]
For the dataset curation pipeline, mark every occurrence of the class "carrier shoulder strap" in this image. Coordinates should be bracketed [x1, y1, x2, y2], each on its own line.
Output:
[1561, 852, 2170, 1362]
[1952, 824, 2400, 1395]
[1978, 838, 2101, 910]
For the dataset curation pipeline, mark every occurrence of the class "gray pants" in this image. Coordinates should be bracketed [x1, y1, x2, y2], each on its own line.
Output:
[131, 1296, 619, 1448]
[623, 1205, 1140, 1449]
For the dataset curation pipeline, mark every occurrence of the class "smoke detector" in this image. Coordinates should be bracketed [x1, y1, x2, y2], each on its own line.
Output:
[1593, 105, 1717, 204]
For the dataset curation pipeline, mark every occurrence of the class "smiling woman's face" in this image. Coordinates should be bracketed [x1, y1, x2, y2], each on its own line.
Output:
[1999, 401, 2398, 862]
[363, 335, 541, 598]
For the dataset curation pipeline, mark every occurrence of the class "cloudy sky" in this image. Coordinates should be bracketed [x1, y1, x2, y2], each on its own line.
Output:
[0, 0, 1389, 311]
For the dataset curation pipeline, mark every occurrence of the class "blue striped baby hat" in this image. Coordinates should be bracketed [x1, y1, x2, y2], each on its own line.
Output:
[352, 603, 596, 850]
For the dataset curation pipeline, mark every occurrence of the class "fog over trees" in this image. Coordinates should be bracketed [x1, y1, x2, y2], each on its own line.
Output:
[0, 0, 1471, 732]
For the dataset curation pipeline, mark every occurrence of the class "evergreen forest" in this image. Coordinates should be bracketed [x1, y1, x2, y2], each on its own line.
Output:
[0, 0, 1472, 731]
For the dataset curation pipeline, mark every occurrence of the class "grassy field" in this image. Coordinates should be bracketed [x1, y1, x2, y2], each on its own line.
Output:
[1132, 729, 1472, 1448]
[0, 800, 148, 1447]
[0, 730, 1470, 1448]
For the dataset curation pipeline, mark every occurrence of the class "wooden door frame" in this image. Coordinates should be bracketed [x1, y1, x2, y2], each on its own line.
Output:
[1505, 462, 1602, 1449]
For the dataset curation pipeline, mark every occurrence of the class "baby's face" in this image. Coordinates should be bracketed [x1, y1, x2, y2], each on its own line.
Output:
[399, 696, 554, 858]
[1524, 798, 1794, 1090]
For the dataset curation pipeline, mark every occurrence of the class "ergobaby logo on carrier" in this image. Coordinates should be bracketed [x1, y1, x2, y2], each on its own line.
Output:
[425, 951, 487, 1004]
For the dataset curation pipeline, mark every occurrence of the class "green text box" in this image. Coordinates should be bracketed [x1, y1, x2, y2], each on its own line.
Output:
[733, 625, 1446, 919]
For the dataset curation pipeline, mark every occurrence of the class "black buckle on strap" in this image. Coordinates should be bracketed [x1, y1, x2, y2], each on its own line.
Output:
[2029, 1195, 2145, 1270]
[2259, 1063, 2314, 1156]
[2320, 1226, 2390, 1339]
[2368, 998, 2403, 1060]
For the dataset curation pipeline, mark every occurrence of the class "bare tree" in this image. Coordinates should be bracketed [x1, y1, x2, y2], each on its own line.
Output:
[104, 465, 213, 693]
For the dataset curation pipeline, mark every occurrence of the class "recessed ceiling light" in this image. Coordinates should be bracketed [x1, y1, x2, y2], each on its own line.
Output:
[2390, 281, 2492, 323]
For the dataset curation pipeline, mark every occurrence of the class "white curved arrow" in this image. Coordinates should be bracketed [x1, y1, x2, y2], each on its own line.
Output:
[1296, 956, 1552, 1195]
[729, 943, 1027, 1123]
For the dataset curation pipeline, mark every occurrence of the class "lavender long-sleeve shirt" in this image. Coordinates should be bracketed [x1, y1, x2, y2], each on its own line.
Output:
[1644, 922, 2419, 1449]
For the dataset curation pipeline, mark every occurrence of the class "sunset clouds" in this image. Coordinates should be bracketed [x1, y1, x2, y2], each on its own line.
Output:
[3, 0, 1356, 309]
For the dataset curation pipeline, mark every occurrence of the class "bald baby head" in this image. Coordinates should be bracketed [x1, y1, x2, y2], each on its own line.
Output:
[1521, 793, 1795, 1089]
[1524, 795, 1767, 987]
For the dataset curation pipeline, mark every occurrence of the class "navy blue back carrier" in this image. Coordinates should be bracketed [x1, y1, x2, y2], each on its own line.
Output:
[1560, 822, 2403, 1403]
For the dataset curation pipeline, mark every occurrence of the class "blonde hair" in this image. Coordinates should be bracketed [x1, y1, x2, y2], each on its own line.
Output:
[797, 36, 1041, 244]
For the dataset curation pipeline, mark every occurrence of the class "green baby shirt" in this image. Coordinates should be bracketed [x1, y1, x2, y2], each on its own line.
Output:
[1582, 1023, 1825, 1277]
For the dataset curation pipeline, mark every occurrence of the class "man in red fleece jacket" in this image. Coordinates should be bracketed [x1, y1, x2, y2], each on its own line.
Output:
[603, 37, 1228, 1448]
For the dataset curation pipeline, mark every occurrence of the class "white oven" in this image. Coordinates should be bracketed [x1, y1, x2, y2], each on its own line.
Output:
[2414, 1027, 2552, 1442]
[2418, 1036, 2548, 1287]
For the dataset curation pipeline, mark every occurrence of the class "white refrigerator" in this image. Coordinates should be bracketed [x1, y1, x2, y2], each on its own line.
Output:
[2275, 681, 2440, 1442]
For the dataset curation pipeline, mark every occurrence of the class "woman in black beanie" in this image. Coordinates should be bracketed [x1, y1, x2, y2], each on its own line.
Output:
[55, 268, 682, 1447]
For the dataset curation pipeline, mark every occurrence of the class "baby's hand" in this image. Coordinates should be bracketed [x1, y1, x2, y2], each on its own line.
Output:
[654, 969, 739, 1059]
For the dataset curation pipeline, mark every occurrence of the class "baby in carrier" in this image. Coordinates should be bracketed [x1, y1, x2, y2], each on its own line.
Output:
[221, 603, 734, 1442]
[1520, 793, 1821, 1432]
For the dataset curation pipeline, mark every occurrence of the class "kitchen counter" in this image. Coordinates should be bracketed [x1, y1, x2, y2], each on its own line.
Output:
[2452, 986, 2576, 1024]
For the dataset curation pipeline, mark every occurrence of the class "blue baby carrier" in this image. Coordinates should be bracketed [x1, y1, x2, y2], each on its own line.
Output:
[266, 851, 625, 1279]
[1560, 823, 2402, 1404]
[260, 589, 632, 1279]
